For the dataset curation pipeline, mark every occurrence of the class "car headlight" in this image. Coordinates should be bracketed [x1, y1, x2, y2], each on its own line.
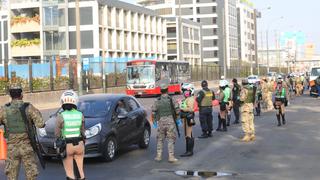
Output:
[38, 128, 47, 137]
[85, 123, 102, 139]
[149, 84, 155, 89]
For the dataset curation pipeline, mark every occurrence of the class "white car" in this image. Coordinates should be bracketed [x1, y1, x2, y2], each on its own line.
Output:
[247, 75, 260, 84]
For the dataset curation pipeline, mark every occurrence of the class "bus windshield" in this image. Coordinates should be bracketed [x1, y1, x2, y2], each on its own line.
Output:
[311, 67, 320, 77]
[127, 65, 155, 84]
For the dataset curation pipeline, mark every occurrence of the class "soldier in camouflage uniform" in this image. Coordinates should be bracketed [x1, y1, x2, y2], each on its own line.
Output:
[266, 78, 275, 111]
[240, 79, 255, 142]
[152, 83, 178, 163]
[0, 83, 45, 180]
[260, 77, 268, 110]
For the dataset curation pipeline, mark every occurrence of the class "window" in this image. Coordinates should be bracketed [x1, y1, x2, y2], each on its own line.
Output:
[127, 98, 139, 111]
[69, 30, 94, 49]
[68, 7, 93, 26]
[214, 50, 218, 57]
[197, 7, 200, 14]
[43, 6, 58, 26]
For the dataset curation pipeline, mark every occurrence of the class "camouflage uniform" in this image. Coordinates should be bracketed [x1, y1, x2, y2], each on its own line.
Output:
[240, 83, 255, 142]
[266, 81, 275, 111]
[0, 100, 44, 180]
[152, 93, 178, 163]
[261, 79, 268, 110]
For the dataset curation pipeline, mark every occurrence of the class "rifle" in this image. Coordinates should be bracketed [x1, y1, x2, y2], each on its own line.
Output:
[169, 97, 180, 138]
[20, 103, 46, 169]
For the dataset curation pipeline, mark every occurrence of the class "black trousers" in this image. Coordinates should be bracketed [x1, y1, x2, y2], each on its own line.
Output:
[199, 107, 213, 133]
[233, 101, 240, 122]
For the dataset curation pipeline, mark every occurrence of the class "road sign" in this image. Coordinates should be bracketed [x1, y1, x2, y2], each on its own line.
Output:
[83, 58, 89, 71]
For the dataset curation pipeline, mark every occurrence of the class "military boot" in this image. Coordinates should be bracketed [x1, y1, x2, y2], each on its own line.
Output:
[241, 134, 251, 142]
[277, 114, 281, 126]
[249, 134, 256, 141]
[66, 177, 75, 180]
[216, 115, 222, 131]
[282, 114, 286, 125]
[222, 119, 227, 132]
[168, 153, 178, 163]
[226, 114, 231, 126]
[154, 150, 162, 162]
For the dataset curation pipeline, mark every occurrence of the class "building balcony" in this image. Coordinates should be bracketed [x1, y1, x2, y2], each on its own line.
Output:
[11, 44, 41, 57]
[11, 20, 40, 33]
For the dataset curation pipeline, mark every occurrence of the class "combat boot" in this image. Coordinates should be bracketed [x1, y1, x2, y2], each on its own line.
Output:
[66, 177, 75, 180]
[276, 114, 281, 126]
[249, 134, 256, 141]
[226, 114, 231, 126]
[241, 134, 251, 142]
[168, 153, 178, 163]
[154, 150, 162, 162]
[216, 115, 222, 131]
[282, 114, 286, 125]
[222, 119, 227, 132]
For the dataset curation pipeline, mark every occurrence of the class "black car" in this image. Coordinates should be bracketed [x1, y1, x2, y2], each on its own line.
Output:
[38, 94, 151, 161]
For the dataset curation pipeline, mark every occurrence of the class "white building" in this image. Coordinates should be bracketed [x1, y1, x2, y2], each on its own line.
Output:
[138, 0, 219, 64]
[237, 0, 257, 66]
[166, 17, 202, 65]
[0, 10, 9, 63]
[55, 0, 167, 61]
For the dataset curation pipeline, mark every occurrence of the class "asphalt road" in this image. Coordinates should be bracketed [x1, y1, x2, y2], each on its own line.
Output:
[1, 93, 320, 180]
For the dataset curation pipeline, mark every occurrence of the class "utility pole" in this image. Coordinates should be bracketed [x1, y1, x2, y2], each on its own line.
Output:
[258, 31, 264, 75]
[222, 7, 227, 78]
[76, 0, 83, 95]
[266, 30, 269, 73]
[178, 0, 183, 62]
[101, 6, 106, 93]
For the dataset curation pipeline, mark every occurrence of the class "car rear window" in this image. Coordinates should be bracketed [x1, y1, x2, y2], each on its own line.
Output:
[78, 100, 112, 118]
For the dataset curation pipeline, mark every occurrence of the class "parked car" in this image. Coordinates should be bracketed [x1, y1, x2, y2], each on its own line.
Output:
[38, 94, 151, 161]
[247, 75, 260, 84]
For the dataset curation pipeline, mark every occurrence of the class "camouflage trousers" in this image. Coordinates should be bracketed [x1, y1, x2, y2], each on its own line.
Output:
[266, 92, 274, 111]
[156, 116, 177, 155]
[241, 103, 255, 135]
[5, 142, 38, 180]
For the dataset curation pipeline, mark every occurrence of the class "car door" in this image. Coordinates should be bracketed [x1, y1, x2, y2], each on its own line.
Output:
[112, 99, 132, 145]
[125, 97, 143, 141]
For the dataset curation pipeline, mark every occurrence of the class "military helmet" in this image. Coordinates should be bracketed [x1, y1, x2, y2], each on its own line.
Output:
[201, 80, 208, 88]
[242, 79, 249, 85]
[9, 82, 22, 91]
[160, 83, 168, 90]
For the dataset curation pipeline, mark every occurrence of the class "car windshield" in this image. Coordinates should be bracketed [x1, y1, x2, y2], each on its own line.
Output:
[311, 68, 320, 76]
[248, 76, 257, 79]
[127, 65, 155, 84]
[78, 100, 112, 118]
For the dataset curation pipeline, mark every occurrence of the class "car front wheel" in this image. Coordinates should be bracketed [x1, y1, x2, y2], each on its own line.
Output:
[102, 136, 117, 162]
[138, 126, 150, 149]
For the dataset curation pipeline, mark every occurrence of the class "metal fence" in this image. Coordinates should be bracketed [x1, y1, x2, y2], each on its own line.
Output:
[0, 58, 288, 95]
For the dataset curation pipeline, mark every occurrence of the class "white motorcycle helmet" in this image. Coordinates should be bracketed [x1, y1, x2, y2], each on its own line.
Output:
[60, 90, 79, 106]
[219, 80, 228, 87]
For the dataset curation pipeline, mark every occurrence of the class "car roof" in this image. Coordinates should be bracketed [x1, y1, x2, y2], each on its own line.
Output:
[79, 94, 128, 102]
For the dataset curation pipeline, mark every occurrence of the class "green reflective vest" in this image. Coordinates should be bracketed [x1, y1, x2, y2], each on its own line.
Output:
[275, 87, 286, 98]
[5, 104, 26, 134]
[244, 85, 254, 103]
[156, 95, 173, 117]
[200, 90, 213, 107]
[61, 109, 83, 139]
[179, 99, 187, 109]
[223, 87, 231, 102]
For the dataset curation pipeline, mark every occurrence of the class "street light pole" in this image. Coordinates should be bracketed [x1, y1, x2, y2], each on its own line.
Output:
[178, 0, 183, 62]
[76, 0, 83, 95]
[266, 30, 269, 73]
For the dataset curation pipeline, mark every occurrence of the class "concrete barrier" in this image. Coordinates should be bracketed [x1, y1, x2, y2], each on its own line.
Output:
[0, 79, 240, 110]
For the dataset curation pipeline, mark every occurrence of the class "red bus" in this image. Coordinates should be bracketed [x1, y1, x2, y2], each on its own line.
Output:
[126, 59, 190, 96]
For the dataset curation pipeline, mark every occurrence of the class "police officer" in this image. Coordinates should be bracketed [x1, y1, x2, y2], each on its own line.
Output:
[196, 80, 215, 138]
[232, 78, 241, 124]
[274, 77, 287, 126]
[152, 84, 179, 163]
[179, 88, 195, 157]
[240, 79, 256, 142]
[0, 83, 45, 180]
[55, 90, 85, 180]
[216, 80, 231, 131]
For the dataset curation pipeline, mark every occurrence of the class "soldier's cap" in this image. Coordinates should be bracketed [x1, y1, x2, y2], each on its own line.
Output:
[160, 83, 168, 90]
[9, 82, 22, 90]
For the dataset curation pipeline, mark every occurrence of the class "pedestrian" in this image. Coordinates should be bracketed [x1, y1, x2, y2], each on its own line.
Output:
[0, 83, 45, 180]
[179, 88, 195, 157]
[295, 75, 303, 96]
[274, 77, 287, 126]
[255, 80, 262, 116]
[196, 80, 215, 138]
[239, 79, 256, 142]
[216, 80, 232, 131]
[260, 77, 268, 110]
[152, 83, 179, 163]
[266, 78, 274, 111]
[231, 78, 241, 124]
[55, 90, 85, 180]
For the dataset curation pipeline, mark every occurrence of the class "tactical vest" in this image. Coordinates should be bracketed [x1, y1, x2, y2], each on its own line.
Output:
[275, 87, 286, 98]
[200, 90, 213, 107]
[61, 109, 83, 139]
[223, 87, 231, 102]
[156, 96, 173, 117]
[5, 103, 27, 134]
[244, 86, 254, 103]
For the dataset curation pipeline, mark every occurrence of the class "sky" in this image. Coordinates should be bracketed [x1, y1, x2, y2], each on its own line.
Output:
[122, 0, 320, 54]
